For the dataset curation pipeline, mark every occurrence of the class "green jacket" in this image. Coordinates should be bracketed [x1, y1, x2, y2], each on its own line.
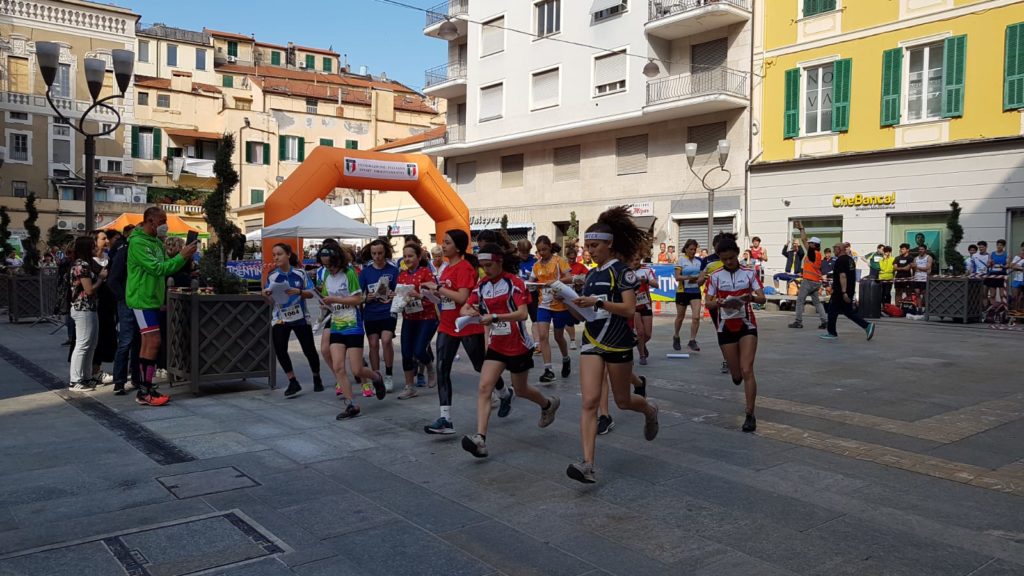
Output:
[126, 227, 185, 310]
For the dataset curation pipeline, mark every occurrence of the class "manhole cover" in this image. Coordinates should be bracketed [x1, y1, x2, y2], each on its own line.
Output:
[157, 467, 259, 499]
[0, 510, 288, 576]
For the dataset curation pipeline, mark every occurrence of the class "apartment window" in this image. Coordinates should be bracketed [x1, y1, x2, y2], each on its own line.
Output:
[535, 0, 560, 37]
[51, 64, 71, 98]
[802, 0, 837, 17]
[7, 132, 29, 162]
[138, 40, 150, 63]
[52, 139, 71, 165]
[593, 0, 627, 22]
[906, 42, 943, 122]
[11, 181, 28, 198]
[235, 97, 252, 111]
[323, 57, 332, 73]
[227, 41, 238, 58]
[456, 161, 476, 194]
[553, 145, 581, 182]
[7, 56, 29, 93]
[271, 51, 281, 66]
[688, 122, 728, 164]
[7, 111, 29, 124]
[320, 138, 334, 147]
[53, 169, 70, 178]
[305, 54, 315, 69]
[94, 158, 103, 170]
[481, 16, 505, 57]
[804, 63, 834, 134]
[616, 134, 647, 175]
[108, 160, 122, 173]
[100, 122, 115, 137]
[594, 50, 627, 96]
[157, 94, 171, 108]
[138, 91, 150, 106]
[222, 75, 234, 88]
[501, 154, 524, 188]
[53, 124, 71, 137]
[279, 135, 303, 162]
[479, 82, 504, 121]
[531, 67, 559, 110]
[167, 44, 178, 67]
[245, 141, 269, 165]
[134, 127, 156, 160]
[196, 48, 207, 71]
[345, 140, 358, 149]
[250, 189, 265, 204]
[306, 98, 318, 114]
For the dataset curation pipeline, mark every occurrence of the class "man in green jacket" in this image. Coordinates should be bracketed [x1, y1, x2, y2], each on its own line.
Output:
[127, 206, 197, 406]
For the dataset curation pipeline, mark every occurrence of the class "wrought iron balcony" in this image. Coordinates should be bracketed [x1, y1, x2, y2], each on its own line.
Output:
[426, 124, 465, 148]
[425, 0, 469, 27]
[424, 62, 468, 90]
[647, 0, 750, 39]
[646, 67, 748, 107]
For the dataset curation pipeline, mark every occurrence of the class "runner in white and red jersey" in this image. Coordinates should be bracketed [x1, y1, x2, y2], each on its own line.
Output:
[630, 254, 657, 365]
[705, 238, 766, 433]
[459, 244, 560, 459]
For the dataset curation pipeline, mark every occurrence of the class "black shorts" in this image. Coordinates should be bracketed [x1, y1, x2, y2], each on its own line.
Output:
[581, 347, 634, 364]
[717, 326, 757, 346]
[527, 294, 539, 322]
[329, 333, 364, 348]
[912, 281, 928, 292]
[636, 307, 653, 317]
[984, 276, 1006, 288]
[364, 317, 397, 336]
[676, 292, 701, 305]
[485, 349, 534, 374]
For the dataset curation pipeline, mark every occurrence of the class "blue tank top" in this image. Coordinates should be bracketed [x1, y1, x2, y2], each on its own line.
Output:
[991, 252, 1008, 273]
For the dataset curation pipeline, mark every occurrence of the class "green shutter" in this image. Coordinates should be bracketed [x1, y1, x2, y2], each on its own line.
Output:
[297, 138, 305, 161]
[803, 0, 835, 16]
[227, 41, 238, 57]
[167, 147, 183, 158]
[251, 189, 264, 204]
[323, 57, 332, 73]
[319, 138, 334, 147]
[222, 75, 233, 88]
[345, 140, 358, 149]
[271, 51, 281, 66]
[783, 68, 800, 139]
[263, 143, 270, 165]
[941, 35, 966, 118]
[245, 141, 252, 163]
[130, 125, 139, 158]
[832, 58, 852, 132]
[1005, 23, 1024, 110]
[278, 135, 287, 161]
[305, 54, 314, 69]
[152, 128, 162, 160]
[880, 48, 903, 127]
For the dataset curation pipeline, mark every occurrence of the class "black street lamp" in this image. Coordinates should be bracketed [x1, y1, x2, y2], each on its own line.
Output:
[35, 41, 133, 232]
[684, 139, 732, 250]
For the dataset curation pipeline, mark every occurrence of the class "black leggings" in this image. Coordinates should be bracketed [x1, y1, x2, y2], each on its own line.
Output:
[435, 331, 504, 407]
[272, 323, 320, 375]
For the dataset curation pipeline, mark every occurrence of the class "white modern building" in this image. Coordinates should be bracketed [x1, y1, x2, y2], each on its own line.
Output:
[421, 0, 753, 247]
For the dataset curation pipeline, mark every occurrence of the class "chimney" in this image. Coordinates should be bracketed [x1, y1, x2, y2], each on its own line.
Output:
[171, 70, 192, 92]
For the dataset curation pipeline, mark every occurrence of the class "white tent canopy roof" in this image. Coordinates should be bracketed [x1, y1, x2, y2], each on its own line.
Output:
[261, 199, 378, 240]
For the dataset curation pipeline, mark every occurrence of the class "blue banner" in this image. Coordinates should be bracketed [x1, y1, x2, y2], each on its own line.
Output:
[226, 260, 264, 281]
[650, 264, 681, 302]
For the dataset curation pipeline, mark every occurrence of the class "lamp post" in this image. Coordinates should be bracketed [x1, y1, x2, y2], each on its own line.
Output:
[35, 42, 133, 233]
[684, 139, 732, 250]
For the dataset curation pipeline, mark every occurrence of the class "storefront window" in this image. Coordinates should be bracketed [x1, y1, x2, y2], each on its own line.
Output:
[890, 213, 945, 270]
[790, 217, 842, 254]
[1008, 209, 1024, 257]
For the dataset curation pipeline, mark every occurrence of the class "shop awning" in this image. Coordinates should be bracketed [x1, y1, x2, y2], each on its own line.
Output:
[164, 128, 223, 141]
[98, 213, 208, 237]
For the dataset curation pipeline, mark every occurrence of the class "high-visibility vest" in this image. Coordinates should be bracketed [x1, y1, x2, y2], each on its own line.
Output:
[802, 252, 822, 282]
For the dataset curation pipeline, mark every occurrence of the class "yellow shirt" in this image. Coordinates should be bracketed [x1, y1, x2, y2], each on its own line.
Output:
[533, 255, 569, 311]
[879, 256, 895, 281]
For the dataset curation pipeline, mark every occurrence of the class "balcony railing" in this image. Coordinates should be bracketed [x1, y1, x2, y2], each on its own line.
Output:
[425, 0, 469, 27]
[426, 124, 465, 148]
[424, 62, 468, 89]
[648, 0, 749, 22]
[2, 91, 123, 117]
[160, 203, 205, 214]
[646, 67, 749, 106]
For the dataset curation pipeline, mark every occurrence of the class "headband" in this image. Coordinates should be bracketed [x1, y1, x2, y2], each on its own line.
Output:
[585, 232, 614, 242]
[477, 252, 502, 262]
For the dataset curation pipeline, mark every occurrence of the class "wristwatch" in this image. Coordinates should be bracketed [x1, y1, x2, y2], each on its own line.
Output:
[594, 299, 605, 311]
[491, 314, 499, 323]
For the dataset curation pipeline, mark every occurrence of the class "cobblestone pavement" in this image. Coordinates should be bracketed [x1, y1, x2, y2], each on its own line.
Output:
[1, 311, 1022, 575]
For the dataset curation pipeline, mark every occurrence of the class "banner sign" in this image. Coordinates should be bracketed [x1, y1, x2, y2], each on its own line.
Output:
[377, 220, 415, 237]
[343, 157, 419, 181]
[227, 259, 320, 282]
[609, 202, 655, 217]
[649, 264, 681, 302]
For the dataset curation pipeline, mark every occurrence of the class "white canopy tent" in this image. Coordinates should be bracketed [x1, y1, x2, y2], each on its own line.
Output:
[261, 199, 378, 240]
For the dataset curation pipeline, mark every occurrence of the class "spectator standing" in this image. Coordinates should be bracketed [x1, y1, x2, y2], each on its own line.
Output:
[988, 239, 1010, 304]
[774, 239, 805, 288]
[788, 221, 827, 330]
[107, 224, 140, 395]
[878, 246, 895, 304]
[821, 243, 875, 341]
[864, 244, 885, 279]
[89, 230, 117, 385]
[68, 235, 104, 390]
[971, 242, 990, 276]
[912, 245, 933, 307]
[1010, 242, 1024, 312]
[656, 243, 668, 264]
[666, 245, 678, 264]
[893, 243, 914, 303]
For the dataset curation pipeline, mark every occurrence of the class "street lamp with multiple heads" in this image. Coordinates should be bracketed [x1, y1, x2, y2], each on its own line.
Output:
[685, 139, 731, 251]
[35, 41, 134, 233]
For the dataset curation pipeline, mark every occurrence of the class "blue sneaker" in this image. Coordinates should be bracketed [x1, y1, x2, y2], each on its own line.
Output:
[819, 333, 839, 340]
[424, 417, 454, 435]
[416, 374, 427, 387]
[498, 388, 515, 418]
[865, 322, 875, 341]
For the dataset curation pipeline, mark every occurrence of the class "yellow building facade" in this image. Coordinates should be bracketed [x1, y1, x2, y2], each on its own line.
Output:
[750, 0, 1024, 273]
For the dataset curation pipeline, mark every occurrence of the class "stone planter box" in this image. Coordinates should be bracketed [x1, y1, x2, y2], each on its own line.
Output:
[166, 290, 276, 395]
[925, 276, 985, 323]
[5, 270, 59, 323]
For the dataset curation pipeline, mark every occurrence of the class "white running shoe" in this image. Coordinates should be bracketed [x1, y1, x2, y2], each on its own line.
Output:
[384, 374, 394, 392]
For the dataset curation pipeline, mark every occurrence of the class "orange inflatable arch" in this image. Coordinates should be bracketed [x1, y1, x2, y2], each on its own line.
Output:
[261, 147, 469, 273]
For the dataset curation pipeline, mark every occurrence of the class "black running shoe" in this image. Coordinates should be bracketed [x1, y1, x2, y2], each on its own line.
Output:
[672, 336, 681, 351]
[284, 379, 301, 398]
[539, 369, 556, 383]
[633, 375, 647, 398]
[336, 404, 361, 420]
[566, 461, 596, 484]
[371, 371, 386, 400]
[561, 358, 571, 378]
[597, 415, 614, 435]
[720, 361, 729, 374]
[461, 434, 488, 458]
[498, 388, 514, 418]
[742, 413, 757, 433]
[113, 382, 126, 396]
[313, 374, 324, 392]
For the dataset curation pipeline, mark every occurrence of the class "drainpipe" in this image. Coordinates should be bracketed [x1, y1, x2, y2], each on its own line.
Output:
[744, 0, 756, 242]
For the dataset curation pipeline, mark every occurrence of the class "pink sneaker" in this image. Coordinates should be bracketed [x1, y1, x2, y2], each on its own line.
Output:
[361, 383, 374, 398]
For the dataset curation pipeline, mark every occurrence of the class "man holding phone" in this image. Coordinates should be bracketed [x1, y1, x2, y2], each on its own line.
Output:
[126, 207, 197, 406]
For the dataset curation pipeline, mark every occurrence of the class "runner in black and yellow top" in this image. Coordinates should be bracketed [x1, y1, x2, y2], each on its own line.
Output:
[566, 207, 660, 484]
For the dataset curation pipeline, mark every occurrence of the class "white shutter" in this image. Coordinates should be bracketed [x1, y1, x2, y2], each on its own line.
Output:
[457, 162, 476, 194]
[687, 122, 727, 160]
[481, 16, 504, 57]
[479, 83, 503, 121]
[616, 134, 648, 175]
[531, 68, 559, 110]
[595, 51, 626, 88]
[501, 154, 524, 188]
[553, 145, 580, 182]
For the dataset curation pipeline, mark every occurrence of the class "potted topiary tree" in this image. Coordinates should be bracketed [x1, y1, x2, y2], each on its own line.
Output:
[925, 201, 985, 323]
[6, 194, 59, 323]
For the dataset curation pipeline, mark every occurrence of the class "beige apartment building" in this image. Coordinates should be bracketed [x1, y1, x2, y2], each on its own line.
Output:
[1, 0, 141, 238]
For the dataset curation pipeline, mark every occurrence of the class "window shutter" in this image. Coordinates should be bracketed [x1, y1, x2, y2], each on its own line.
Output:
[804, 0, 835, 16]
[305, 54, 315, 69]
[456, 162, 476, 194]
[320, 138, 334, 147]
[595, 51, 626, 87]
[223, 75, 233, 88]
[688, 122, 728, 158]
[263, 143, 270, 165]
[298, 138, 305, 161]
[279, 135, 287, 161]
[783, 68, 800, 138]
[553, 145, 581, 182]
[880, 48, 903, 127]
[532, 68, 559, 109]
[480, 83, 503, 120]
[131, 126, 140, 158]
[941, 35, 966, 118]
[481, 17, 504, 56]
[271, 51, 281, 66]
[345, 140, 358, 149]
[616, 134, 648, 175]
[832, 58, 852, 132]
[152, 128, 162, 160]
[245, 141, 253, 163]
[1006, 23, 1024, 110]
[500, 154, 524, 188]
[323, 57, 332, 73]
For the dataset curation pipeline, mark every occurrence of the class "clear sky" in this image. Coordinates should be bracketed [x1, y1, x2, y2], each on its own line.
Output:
[121, 0, 446, 91]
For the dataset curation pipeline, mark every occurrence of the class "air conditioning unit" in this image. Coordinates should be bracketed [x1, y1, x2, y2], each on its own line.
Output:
[132, 194, 145, 203]
[57, 219, 71, 230]
[298, 62, 307, 69]
[75, 222, 86, 231]
[342, 197, 353, 205]
[227, 55, 238, 63]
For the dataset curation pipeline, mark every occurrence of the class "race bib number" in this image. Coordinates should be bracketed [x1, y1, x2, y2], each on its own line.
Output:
[441, 297, 457, 311]
[280, 304, 304, 323]
[636, 292, 651, 306]
[541, 287, 554, 305]
[490, 321, 512, 336]
[405, 298, 424, 314]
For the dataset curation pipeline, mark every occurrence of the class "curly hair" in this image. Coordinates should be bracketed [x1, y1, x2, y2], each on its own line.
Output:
[586, 206, 649, 261]
[478, 242, 520, 275]
[359, 237, 394, 263]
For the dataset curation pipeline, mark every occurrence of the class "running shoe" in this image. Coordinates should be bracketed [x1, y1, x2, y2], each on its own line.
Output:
[424, 417, 454, 435]
[597, 415, 614, 435]
[672, 336, 681, 351]
[639, 355, 648, 366]
[461, 434, 488, 458]
[633, 375, 647, 398]
[788, 320, 803, 329]
[95, 372, 115, 385]
[113, 382, 127, 396]
[69, 381, 96, 392]
[416, 374, 427, 387]
[566, 461, 596, 484]
[398, 385, 418, 400]
[865, 322, 876, 341]
[136, 390, 170, 406]
[538, 396, 560, 428]
[371, 371, 386, 400]
[570, 340, 577, 351]
[313, 374, 324, 393]
[818, 320, 828, 330]
[560, 358, 571, 379]
[533, 347, 542, 356]
[335, 383, 344, 396]
[361, 383, 374, 398]
[498, 388, 515, 418]
[742, 413, 757, 433]
[720, 361, 729, 373]
[644, 402, 660, 441]
[687, 340, 701, 352]
[539, 369, 556, 384]
[383, 374, 394, 393]
[336, 404, 361, 420]
[819, 333, 839, 341]
[285, 379, 302, 398]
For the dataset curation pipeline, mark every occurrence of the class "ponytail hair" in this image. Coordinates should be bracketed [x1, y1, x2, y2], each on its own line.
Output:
[273, 243, 300, 267]
[478, 242, 520, 275]
[447, 229, 478, 269]
[586, 206, 649, 261]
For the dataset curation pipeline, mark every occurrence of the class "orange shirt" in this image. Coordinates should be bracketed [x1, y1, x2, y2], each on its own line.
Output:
[532, 255, 569, 311]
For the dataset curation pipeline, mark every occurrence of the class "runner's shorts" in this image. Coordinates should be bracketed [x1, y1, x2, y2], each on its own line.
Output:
[580, 347, 634, 364]
[676, 292, 701, 305]
[537, 308, 573, 329]
[485, 349, 534, 374]
[364, 317, 398, 336]
[716, 326, 758, 346]
[329, 333, 365, 348]
[133, 309, 161, 335]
